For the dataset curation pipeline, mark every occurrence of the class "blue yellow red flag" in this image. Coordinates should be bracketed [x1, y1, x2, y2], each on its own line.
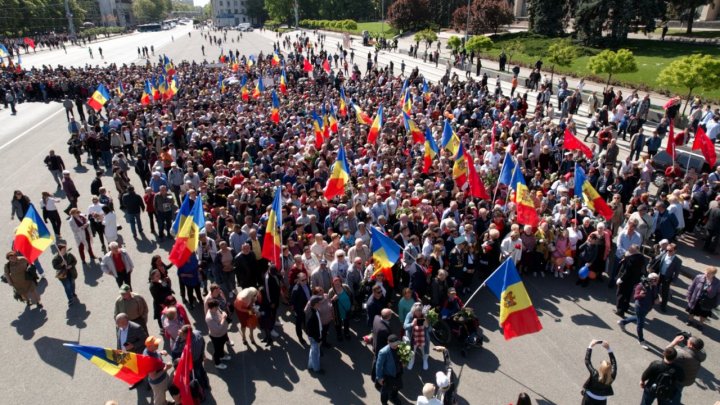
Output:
[64, 343, 163, 386]
[441, 119, 461, 158]
[498, 152, 516, 186]
[270, 90, 280, 124]
[13, 204, 52, 263]
[422, 127, 439, 174]
[370, 226, 401, 287]
[485, 258, 543, 340]
[574, 165, 614, 220]
[261, 186, 283, 268]
[367, 105, 383, 144]
[87, 84, 111, 112]
[252, 77, 264, 98]
[324, 144, 350, 200]
[168, 195, 205, 267]
[511, 166, 539, 226]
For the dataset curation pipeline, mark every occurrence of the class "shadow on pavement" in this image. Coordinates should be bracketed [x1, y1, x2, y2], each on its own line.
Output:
[10, 305, 48, 340]
[82, 261, 103, 287]
[33, 336, 78, 377]
[66, 301, 91, 329]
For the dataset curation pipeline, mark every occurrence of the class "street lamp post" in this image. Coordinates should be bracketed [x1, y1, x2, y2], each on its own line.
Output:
[64, 0, 76, 37]
[465, 0, 471, 41]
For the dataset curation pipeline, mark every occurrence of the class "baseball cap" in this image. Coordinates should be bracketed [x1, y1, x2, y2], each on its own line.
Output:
[145, 336, 161, 349]
[119, 284, 131, 293]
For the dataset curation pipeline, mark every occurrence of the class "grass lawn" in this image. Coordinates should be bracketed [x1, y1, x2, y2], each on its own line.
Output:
[353, 21, 399, 38]
[477, 33, 720, 101]
[666, 29, 720, 39]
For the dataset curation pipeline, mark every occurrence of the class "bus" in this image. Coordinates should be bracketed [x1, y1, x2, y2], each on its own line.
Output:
[137, 23, 162, 32]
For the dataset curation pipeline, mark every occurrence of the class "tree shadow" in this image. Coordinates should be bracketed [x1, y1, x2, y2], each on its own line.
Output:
[66, 300, 91, 329]
[10, 305, 48, 340]
[33, 336, 78, 377]
[81, 261, 103, 287]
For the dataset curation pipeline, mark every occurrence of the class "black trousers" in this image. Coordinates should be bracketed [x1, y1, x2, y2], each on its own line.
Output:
[210, 334, 228, 365]
[294, 310, 306, 340]
[659, 275, 672, 310]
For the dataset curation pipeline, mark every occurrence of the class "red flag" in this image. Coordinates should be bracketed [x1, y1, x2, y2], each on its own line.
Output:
[23, 37, 35, 49]
[173, 330, 196, 405]
[466, 151, 489, 199]
[666, 122, 676, 161]
[303, 59, 313, 73]
[692, 126, 717, 168]
[563, 128, 593, 158]
[322, 59, 331, 73]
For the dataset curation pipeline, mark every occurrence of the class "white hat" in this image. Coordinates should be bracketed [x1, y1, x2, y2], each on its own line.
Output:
[62, 170, 70, 175]
[435, 371, 450, 388]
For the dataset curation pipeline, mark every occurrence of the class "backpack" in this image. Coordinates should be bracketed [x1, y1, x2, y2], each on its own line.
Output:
[5, 90, 14, 103]
[652, 366, 677, 400]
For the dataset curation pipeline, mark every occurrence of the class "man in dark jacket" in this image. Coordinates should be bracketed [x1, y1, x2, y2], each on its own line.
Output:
[121, 186, 145, 237]
[615, 244, 646, 317]
[62, 170, 80, 215]
[306, 296, 323, 374]
[233, 243, 259, 288]
[640, 347, 685, 404]
[290, 273, 311, 345]
[649, 243, 682, 312]
[44, 150, 66, 188]
[376, 334, 403, 405]
[618, 273, 660, 349]
[666, 335, 706, 405]
[653, 202, 678, 242]
[90, 170, 103, 196]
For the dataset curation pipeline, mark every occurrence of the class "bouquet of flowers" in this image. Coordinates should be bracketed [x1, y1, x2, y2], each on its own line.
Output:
[396, 341, 413, 366]
[426, 307, 439, 327]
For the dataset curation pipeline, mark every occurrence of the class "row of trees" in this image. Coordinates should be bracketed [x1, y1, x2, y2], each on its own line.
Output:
[530, 0, 715, 45]
[0, 0, 86, 37]
[132, 0, 172, 24]
[387, 0, 513, 34]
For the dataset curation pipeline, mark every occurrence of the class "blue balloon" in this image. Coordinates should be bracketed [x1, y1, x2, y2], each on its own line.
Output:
[578, 264, 590, 279]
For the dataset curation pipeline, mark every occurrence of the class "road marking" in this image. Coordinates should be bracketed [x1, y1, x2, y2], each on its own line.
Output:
[0, 107, 64, 151]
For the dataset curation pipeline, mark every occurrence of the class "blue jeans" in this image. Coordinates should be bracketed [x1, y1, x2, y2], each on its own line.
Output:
[671, 386, 683, 405]
[620, 302, 648, 342]
[308, 337, 321, 371]
[101, 150, 113, 172]
[125, 212, 143, 236]
[640, 387, 673, 405]
[34, 259, 45, 276]
[60, 277, 76, 302]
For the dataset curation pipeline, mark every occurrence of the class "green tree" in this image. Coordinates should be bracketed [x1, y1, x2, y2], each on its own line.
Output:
[171, 1, 194, 12]
[504, 39, 525, 65]
[453, 0, 514, 35]
[245, 0, 267, 25]
[387, 0, 431, 31]
[447, 35, 462, 54]
[657, 54, 720, 115]
[545, 39, 576, 85]
[528, 0, 566, 37]
[464, 35, 493, 54]
[202, 2, 212, 20]
[414, 29, 437, 50]
[667, 0, 714, 34]
[265, 0, 294, 27]
[587, 48, 638, 87]
[133, 0, 170, 23]
[0, 0, 86, 36]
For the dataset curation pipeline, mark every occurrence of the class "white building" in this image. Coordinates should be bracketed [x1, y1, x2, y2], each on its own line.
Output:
[95, 0, 134, 26]
[211, 0, 249, 27]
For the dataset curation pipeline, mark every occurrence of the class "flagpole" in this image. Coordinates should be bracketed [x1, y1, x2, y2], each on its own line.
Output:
[463, 257, 510, 308]
[504, 157, 519, 210]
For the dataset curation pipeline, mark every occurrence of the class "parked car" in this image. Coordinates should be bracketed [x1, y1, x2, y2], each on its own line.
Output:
[651, 150, 707, 176]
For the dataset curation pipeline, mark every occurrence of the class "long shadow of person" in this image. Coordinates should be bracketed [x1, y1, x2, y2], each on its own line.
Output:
[10, 305, 48, 340]
[66, 301, 91, 329]
[82, 261, 103, 286]
[33, 336, 78, 377]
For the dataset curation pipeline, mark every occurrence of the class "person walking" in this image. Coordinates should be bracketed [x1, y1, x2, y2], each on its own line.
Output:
[581, 339, 616, 405]
[44, 150, 65, 189]
[10, 190, 31, 222]
[665, 334, 706, 405]
[114, 284, 149, 334]
[614, 245, 646, 317]
[153, 186, 175, 240]
[62, 170, 81, 216]
[40, 192, 62, 237]
[68, 208, 96, 263]
[205, 299, 231, 370]
[306, 295, 324, 375]
[290, 273, 311, 345]
[618, 272, 660, 349]
[143, 336, 172, 405]
[376, 334, 404, 405]
[101, 242, 134, 287]
[4, 251, 43, 309]
[649, 243, 682, 312]
[121, 186, 145, 238]
[51, 241, 78, 306]
[639, 347, 685, 405]
[685, 266, 718, 330]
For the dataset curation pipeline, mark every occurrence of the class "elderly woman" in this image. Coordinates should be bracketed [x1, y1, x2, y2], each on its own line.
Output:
[4, 251, 42, 309]
[234, 287, 259, 345]
[404, 302, 430, 370]
[686, 267, 719, 331]
[328, 277, 353, 341]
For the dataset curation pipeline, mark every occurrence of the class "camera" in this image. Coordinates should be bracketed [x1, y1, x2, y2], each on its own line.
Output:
[676, 331, 691, 346]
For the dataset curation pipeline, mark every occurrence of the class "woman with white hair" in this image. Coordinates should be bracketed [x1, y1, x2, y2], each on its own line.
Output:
[404, 302, 431, 370]
[233, 287, 259, 345]
[415, 382, 441, 405]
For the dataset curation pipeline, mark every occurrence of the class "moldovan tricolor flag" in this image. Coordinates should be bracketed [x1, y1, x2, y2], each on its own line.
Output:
[441, 119, 461, 158]
[270, 90, 280, 124]
[511, 167, 539, 227]
[64, 344, 163, 386]
[311, 111, 324, 149]
[498, 152, 516, 186]
[563, 128, 593, 159]
[452, 143, 468, 188]
[168, 195, 205, 267]
[87, 84, 111, 112]
[370, 226, 401, 287]
[422, 79, 432, 102]
[323, 144, 350, 200]
[261, 186, 283, 269]
[692, 126, 716, 168]
[485, 258, 543, 340]
[367, 105, 383, 144]
[338, 88, 347, 117]
[403, 112, 424, 144]
[13, 204, 53, 263]
[272, 51, 281, 66]
[422, 127, 439, 174]
[141, 81, 152, 105]
[353, 103, 373, 126]
[575, 165, 613, 220]
[279, 69, 288, 95]
[252, 77, 264, 99]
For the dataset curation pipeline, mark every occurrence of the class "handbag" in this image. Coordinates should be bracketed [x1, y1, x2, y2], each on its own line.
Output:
[697, 290, 714, 312]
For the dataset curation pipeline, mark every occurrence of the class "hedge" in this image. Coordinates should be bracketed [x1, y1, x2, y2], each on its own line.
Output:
[299, 19, 358, 31]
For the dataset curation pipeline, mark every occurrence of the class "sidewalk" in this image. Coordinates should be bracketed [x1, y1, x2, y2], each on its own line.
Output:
[14, 31, 137, 57]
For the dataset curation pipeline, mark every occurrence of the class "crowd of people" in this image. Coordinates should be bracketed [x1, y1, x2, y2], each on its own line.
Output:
[2, 27, 719, 405]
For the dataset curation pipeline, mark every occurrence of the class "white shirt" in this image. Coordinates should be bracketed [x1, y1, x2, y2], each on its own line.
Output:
[118, 326, 129, 349]
[87, 203, 105, 221]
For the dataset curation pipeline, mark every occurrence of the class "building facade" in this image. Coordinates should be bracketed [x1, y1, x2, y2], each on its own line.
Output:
[211, 0, 250, 27]
[95, 0, 134, 26]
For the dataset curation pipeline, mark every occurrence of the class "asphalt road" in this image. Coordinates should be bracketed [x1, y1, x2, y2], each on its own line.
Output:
[0, 27, 718, 405]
